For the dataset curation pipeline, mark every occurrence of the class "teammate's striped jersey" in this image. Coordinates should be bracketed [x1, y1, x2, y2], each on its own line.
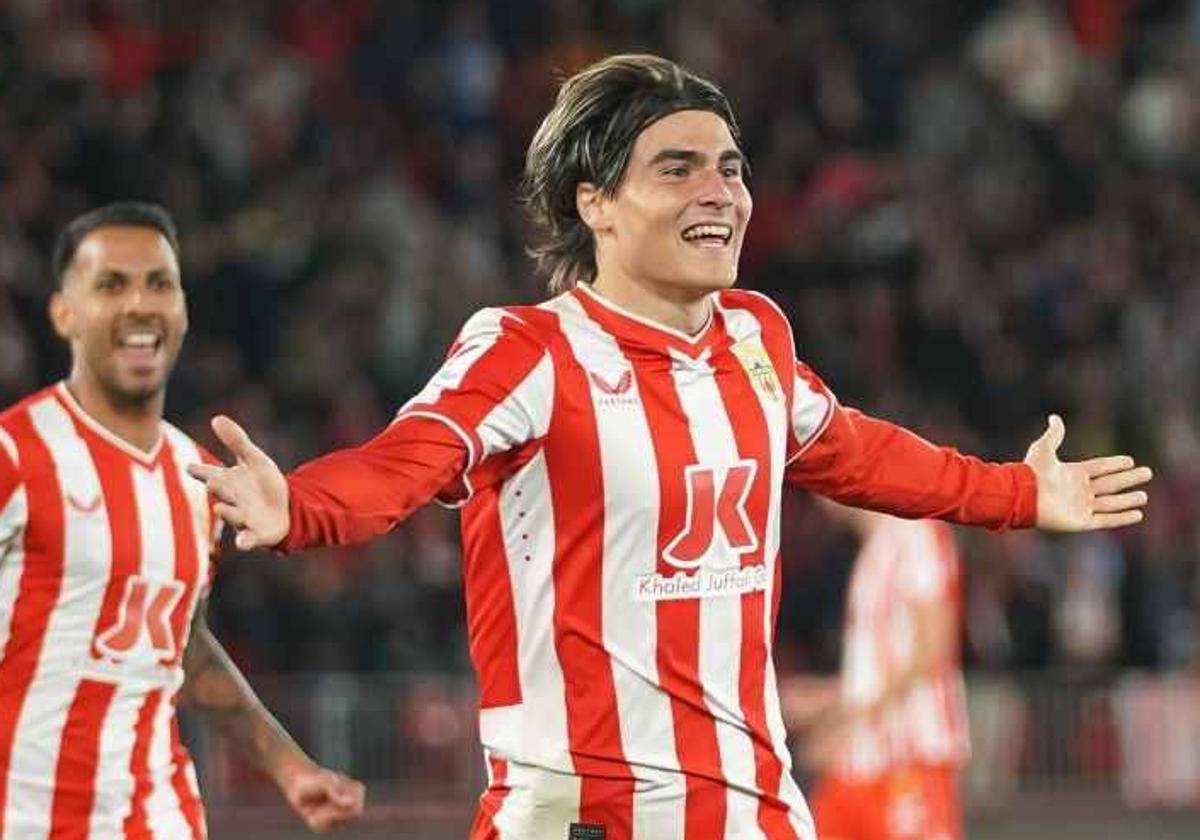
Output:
[283, 284, 1037, 840]
[835, 517, 971, 779]
[0, 384, 214, 840]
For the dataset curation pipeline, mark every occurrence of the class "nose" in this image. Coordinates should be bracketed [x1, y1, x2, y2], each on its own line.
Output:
[121, 282, 154, 315]
[696, 167, 733, 209]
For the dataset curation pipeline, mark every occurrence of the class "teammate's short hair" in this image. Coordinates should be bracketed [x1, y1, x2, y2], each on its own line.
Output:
[52, 201, 181, 287]
[523, 54, 743, 295]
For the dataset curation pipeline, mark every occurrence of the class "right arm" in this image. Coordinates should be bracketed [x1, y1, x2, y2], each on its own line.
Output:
[190, 308, 553, 552]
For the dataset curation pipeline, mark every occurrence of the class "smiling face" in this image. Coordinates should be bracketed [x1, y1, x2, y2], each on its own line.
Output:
[581, 109, 752, 303]
[50, 225, 187, 408]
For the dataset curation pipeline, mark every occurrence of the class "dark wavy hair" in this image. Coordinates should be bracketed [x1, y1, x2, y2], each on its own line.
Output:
[523, 54, 742, 294]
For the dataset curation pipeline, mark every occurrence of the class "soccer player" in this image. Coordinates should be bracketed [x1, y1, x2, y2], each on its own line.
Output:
[781, 505, 970, 840]
[0, 203, 364, 837]
[190, 55, 1150, 840]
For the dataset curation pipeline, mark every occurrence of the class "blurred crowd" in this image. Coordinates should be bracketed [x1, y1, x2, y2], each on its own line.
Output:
[1, 0, 1198, 678]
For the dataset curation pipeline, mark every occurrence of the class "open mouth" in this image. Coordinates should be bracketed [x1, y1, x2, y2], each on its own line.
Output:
[681, 223, 733, 248]
[115, 330, 164, 364]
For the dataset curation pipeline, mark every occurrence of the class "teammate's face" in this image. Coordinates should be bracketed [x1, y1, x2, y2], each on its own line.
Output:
[50, 226, 187, 406]
[584, 109, 751, 299]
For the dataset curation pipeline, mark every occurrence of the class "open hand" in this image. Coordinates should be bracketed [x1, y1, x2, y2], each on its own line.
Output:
[187, 415, 290, 550]
[1024, 414, 1152, 531]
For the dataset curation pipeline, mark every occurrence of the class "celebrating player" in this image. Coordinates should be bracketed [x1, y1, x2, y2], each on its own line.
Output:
[0, 203, 364, 837]
[190, 55, 1150, 840]
[782, 505, 970, 840]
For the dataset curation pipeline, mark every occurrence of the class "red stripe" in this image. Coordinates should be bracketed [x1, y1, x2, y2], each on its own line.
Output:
[531, 308, 634, 838]
[0, 409, 67, 833]
[168, 698, 205, 840]
[123, 688, 163, 840]
[630, 348, 726, 838]
[160, 442, 201, 665]
[461, 481, 522, 708]
[468, 754, 510, 840]
[69, 413, 143, 662]
[48, 680, 117, 838]
[0, 439, 17, 513]
[709, 313, 800, 839]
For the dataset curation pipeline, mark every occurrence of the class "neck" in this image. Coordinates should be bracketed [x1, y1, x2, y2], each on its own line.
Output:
[590, 271, 713, 336]
[65, 368, 163, 454]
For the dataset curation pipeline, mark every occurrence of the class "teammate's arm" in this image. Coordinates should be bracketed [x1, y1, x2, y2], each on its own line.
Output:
[181, 601, 365, 833]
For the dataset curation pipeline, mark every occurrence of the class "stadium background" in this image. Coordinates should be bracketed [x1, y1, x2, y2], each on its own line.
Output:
[1, 0, 1199, 837]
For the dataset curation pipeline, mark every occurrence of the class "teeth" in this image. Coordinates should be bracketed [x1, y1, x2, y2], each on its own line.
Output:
[682, 224, 732, 241]
[122, 334, 159, 348]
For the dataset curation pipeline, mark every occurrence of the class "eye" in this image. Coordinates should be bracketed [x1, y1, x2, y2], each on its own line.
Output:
[721, 164, 742, 178]
[661, 165, 689, 178]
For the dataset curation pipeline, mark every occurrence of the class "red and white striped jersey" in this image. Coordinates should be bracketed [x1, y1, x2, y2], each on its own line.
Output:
[283, 284, 1036, 840]
[835, 517, 971, 779]
[0, 384, 213, 840]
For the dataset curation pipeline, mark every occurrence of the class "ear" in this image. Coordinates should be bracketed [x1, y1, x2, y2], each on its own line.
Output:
[576, 182, 613, 235]
[49, 290, 73, 341]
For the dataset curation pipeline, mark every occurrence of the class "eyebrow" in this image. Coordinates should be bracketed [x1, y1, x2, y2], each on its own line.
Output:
[647, 149, 745, 166]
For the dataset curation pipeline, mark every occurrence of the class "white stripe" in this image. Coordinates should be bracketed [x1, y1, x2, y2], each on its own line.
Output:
[479, 450, 570, 772]
[669, 354, 763, 840]
[399, 308, 510, 409]
[6, 397, 113, 839]
[491, 759, 582, 839]
[0, 426, 18, 469]
[87, 683, 142, 837]
[719, 305, 810, 815]
[0, 485, 28, 658]
[162, 426, 214, 604]
[144, 693, 193, 839]
[475, 352, 554, 457]
[555, 295, 685, 838]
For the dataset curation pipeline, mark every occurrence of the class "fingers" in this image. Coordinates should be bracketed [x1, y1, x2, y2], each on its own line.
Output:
[1091, 465, 1153, 495]
[1081, 455, 1134, 478]
[1091, 510, 1144, 529]
[212, 502, 246, 529]
[1092, 491, 1148, 514]
[186, 463, 224, 483]
[234, 529, 268, 552]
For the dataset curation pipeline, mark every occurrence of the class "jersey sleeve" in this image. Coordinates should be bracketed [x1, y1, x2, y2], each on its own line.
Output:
[281, 308, 553, 551]
[0, 427, 26, 564]
[785, 386, 1038, 531]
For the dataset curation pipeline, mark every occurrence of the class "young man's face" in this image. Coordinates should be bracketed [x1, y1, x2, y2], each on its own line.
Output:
[586, 109, 752, 299]
[51, 225, 188, 406]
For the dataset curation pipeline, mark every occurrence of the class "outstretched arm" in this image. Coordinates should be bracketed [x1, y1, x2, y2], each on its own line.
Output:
[187, 414, 467, 552]
[787, 402, 1150, 531]
[181, 602, 365, 832]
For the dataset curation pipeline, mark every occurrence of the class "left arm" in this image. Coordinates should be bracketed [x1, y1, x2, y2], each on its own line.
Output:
[787, 364, 1150, 531]
[181, 602, 364, 833]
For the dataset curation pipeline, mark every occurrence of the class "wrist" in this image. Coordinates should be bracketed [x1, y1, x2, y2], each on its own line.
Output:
[271, 748, 317, 791]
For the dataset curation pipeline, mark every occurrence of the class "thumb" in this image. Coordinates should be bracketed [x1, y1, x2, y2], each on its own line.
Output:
[211, 415, 264, 465]
[1041, 413, 1066, 453]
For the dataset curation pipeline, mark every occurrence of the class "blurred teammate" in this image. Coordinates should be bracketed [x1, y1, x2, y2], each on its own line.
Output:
[0, 203, 363, 838]
[190, 55, 1150, 840]
[783, 505, 969, 840]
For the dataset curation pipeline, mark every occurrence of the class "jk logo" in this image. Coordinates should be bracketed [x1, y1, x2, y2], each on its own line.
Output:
[95, 576, 186, 662]
[663, 459, 758, 569]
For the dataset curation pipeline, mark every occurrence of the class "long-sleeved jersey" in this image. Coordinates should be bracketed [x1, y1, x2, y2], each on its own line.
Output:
[281, 285, 1036, 840]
